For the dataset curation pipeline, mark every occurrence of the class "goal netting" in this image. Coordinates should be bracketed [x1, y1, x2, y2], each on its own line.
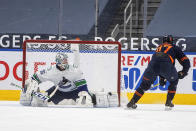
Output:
[22, 40, 122, 106]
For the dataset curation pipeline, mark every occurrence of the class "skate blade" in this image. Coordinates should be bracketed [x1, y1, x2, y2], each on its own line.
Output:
[124, 107, 136, 110]
[165, 106, 173, 111]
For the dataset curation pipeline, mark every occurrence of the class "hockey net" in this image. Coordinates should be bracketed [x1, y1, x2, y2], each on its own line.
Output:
[22, 40, 122, 106]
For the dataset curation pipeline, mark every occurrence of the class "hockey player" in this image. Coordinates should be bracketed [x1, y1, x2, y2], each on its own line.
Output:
[20, 49, 96, 107]
[127, 35, 190, 110]
[20, 47, 118, 107]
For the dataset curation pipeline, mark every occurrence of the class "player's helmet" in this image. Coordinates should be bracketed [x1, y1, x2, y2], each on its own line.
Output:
[163, 35, 174, 44]
[55, 52, 69, 70]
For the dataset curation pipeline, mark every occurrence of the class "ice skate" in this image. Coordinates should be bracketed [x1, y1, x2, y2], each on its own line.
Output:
[165, 100, 174, 111]
[126, 99, 137, 109]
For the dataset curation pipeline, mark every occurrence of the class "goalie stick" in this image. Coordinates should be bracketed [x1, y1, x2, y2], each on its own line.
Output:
[10, 82, 58, 101]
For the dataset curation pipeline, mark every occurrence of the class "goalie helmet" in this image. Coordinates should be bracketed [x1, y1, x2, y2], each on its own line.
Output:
[163, 35, 174, 44]
[55, 52, 69, 70]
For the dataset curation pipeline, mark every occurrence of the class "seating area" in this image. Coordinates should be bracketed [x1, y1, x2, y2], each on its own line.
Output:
[0, 0, 117, 39]
[1, 0, 171, 40]
[145, 0, 196, 37]
[0, 0, 108, 35]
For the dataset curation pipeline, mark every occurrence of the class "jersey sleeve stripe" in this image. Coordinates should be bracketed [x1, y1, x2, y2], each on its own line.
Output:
[74, 79, 87, 87]
[168, 55, 174, 64]
[181, 56, 188, 61]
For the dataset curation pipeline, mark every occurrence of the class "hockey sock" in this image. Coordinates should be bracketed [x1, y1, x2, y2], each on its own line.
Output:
[166, 91, 176, 102]
[132, 88, 145, 103]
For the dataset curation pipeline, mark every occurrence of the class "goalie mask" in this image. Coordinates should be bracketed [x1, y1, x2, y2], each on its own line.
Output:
[55, 53, 69, 70]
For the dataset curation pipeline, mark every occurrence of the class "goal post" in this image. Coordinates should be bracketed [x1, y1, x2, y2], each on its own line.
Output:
[22, 40, 122, 106]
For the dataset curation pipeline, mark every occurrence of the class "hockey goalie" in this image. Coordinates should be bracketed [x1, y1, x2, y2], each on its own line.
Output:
[20, 45, 118, 108]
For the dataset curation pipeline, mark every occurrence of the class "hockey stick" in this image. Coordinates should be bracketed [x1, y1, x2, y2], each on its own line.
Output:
[10, 82, 51, 101]
[151, 83, 160, 88]
[10, 82, 23, 89]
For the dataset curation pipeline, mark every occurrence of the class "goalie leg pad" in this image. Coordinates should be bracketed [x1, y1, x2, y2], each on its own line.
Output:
[107, 92, 119, 107]
[76, 91, 94, 107]
[20, 92, 32, 106]
[20, 78, 39, 106]
[94, 92, 119, 108]
[94, 92, 109, 108]
[20, 79, 38, 106]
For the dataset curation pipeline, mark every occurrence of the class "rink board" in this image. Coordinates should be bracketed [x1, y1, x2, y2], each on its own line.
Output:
[1, 90, 196, 105]
[121, 51, 196, 105]
[0, 50, 196, 105]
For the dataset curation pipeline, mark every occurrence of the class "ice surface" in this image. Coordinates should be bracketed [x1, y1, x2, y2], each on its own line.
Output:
[0, 101, 196, 131]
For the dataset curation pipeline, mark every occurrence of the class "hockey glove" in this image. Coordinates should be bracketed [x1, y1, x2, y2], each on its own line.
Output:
[159, 76, 167, 86]
[178, 71, 188, 79]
